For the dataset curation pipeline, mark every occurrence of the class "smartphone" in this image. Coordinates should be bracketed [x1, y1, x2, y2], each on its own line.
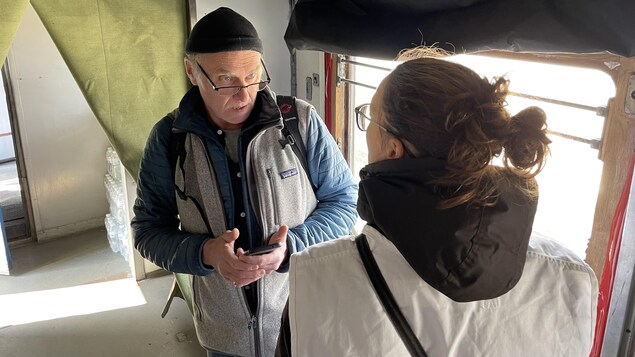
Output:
[245, 242, 282, 256]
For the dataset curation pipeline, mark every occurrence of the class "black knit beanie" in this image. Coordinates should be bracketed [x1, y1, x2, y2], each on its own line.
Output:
[186, 7, 263, 54]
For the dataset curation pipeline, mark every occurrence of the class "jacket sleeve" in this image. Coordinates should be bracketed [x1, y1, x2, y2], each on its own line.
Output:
[131, 116, 213, 276]
[285, 109, 358, 256]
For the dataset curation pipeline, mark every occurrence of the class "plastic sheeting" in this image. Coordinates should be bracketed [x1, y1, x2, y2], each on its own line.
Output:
[285, 0, 635, 59]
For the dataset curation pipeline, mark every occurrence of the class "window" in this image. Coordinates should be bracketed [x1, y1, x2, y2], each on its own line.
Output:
[346, 54, 615, 259]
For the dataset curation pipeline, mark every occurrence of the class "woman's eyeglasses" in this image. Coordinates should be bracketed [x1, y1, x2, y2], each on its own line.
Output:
[355, 103, 389, 132]
[355, 104, 370, 131]
[355, 103, 416, 157]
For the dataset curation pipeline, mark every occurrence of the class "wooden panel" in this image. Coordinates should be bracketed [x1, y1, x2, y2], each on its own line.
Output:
[327, 54, 347, 159]
[587, 57, 635, 280]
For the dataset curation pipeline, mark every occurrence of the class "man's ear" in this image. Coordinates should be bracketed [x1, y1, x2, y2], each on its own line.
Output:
[184, 57, 198, 86]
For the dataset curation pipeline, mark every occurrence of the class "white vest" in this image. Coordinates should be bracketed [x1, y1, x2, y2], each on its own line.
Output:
[289, 225, 598, 356]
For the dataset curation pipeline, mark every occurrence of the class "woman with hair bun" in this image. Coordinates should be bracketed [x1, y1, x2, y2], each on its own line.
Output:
[276, 49, 598, 357]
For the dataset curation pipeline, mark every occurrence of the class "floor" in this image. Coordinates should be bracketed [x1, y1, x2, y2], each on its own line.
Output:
[0, 227, 206, 356]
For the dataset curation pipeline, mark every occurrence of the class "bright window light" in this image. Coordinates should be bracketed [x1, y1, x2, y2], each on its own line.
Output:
[350, 54, 615, 259]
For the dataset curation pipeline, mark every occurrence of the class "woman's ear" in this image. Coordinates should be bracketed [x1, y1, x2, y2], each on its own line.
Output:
[386, 137, 407, 159]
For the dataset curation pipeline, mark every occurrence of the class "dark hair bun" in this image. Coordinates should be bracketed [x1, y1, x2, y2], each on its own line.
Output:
[505, 107, 551, 172]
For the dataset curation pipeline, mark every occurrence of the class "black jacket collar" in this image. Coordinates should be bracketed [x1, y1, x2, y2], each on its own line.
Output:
[357, 158, 537, 302]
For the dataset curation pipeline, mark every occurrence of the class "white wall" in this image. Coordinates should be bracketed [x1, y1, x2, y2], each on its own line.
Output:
[7, 5, 110, 240]
[295, 50, 325, 119]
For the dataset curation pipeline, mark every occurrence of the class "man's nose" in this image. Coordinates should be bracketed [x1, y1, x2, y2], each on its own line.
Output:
[233, 85, 250, 99]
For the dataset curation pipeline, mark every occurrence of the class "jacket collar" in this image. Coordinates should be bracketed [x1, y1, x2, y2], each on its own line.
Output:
[357, 158, 537, 302]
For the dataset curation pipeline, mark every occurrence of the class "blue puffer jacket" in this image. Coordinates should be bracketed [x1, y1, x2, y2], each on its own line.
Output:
[131, 86, 358, 276]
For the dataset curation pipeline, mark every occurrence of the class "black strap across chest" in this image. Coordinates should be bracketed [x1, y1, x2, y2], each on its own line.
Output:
[355, 234, 428, 357]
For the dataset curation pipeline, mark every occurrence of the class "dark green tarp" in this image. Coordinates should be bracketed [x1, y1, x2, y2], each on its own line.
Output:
[285, 0, 635, 59]
[1, 0, 189, 178]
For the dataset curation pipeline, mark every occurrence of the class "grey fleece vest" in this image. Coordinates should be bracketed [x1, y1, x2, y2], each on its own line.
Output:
[174, 100, 317, 356]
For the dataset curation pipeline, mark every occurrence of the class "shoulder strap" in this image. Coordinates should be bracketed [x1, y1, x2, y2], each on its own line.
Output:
[355, 234, 428, 357]
[166, 109, 185, 175]
[166, 109, 217, 235]
[276, 95, 317, 192]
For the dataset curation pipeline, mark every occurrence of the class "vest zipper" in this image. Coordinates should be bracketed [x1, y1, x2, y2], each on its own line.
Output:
[241, 285, 261, 356]
[248, 314, 261, 357]
[266, 169, 280, 226]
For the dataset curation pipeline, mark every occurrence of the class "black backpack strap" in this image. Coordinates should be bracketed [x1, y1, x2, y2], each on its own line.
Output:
[356, 234, 428, 357]
[166, 109, 188, 198]
[276, 95, 317, 192]
[166, 109, 185, 175]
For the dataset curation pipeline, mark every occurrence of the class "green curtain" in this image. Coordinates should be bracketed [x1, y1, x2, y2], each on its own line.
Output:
[29, 0, 189, 178]
[0, 0, 30, 64]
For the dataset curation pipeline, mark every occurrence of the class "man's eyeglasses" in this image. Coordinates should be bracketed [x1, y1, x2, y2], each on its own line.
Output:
[355, 103, 416, 157]
[195, 59, 271, 96]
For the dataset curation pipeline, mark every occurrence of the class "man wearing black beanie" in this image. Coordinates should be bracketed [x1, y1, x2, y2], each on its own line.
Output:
[132, 7, 358, 357]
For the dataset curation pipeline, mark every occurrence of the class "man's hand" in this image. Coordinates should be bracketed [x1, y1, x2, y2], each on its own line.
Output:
[238, 225, 289, 275]
[202, 228, 264, 287]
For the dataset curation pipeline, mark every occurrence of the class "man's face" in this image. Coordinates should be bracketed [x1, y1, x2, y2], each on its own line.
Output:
[185, 50, 263, 130]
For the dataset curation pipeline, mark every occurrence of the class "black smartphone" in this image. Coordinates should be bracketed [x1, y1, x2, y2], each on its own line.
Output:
[245, 242, 282, 256]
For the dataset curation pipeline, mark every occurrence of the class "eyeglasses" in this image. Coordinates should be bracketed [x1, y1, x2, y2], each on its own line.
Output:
[355, 103, 416, 157]
[355, 103, 393, 133]
[195, 58, 271, 96]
